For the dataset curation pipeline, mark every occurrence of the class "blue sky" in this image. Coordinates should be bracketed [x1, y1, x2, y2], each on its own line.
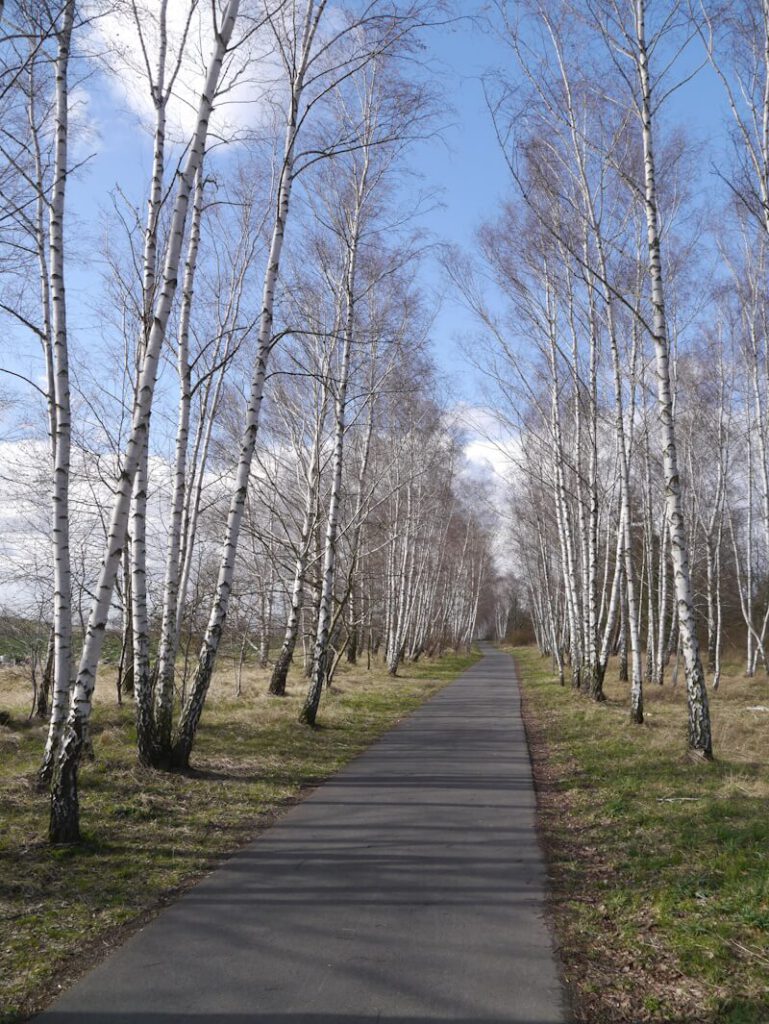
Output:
[406, 12, 729, 402]
[409, 18, 513, 398]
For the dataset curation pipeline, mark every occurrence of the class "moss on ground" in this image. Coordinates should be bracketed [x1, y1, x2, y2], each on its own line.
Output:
[512, 645, 769, 1024]
[0, 649, 478, 1023]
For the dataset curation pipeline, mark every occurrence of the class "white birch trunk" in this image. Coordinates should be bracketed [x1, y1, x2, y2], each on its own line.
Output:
[635, 0, 712, 756]
[40, 0, 75, 784]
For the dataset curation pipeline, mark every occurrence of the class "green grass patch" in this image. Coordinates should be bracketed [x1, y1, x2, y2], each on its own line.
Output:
[0, 647, 479, 1023]
[512, 645, 769, 1024]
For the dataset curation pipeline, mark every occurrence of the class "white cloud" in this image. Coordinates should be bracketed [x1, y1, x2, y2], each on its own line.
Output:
[83, 1, 280, 144]
[464, 437, 517, 481]
[453, 401, 522, 482]
[68, 83, 101, 159]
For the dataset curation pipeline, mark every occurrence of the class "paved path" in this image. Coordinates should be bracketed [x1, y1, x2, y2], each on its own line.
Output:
[36, 643, 569, 1024]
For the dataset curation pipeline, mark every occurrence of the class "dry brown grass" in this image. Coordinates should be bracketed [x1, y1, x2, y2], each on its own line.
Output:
[0, 646, 479, 1024]
[514, 645, 769, 1024]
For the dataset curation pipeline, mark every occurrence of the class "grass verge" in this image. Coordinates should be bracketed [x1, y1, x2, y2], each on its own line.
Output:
[0, 648, 478, 1023]
[512, 645, 769, 1024]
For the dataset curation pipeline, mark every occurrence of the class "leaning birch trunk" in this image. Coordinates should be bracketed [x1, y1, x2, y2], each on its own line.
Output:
[259, 511, 276, 667]
[603, 315, 644, 722]
[545, 273, 581, 687]
[618, 570, 629, 682]
[174, 346, 229, 642]
[130, 437, 153, 761]
[153, 166, 205, 761]
[48, 1, 241, 842]
[118, 546, 134, 696]
[711, 363, 728, 687]
[713, 515, 724, 690]
[28, 42, 59, 727]
[343, 396, 376, 665]
[268, 416, 324, 696]
[171, 8, 321, 765]
[388, 486, 413, 676]
[642, 420, 656, 688]
[634, 0, 712, 756]
[132, 0, 175, 764]
[300, 179, 365, 725]
[597, 507, 624, 681]
[566, 269, 590, 671]
[305, 512, 323, 676]
[268, 514, 313, 694]
[587, 295, 601, 694]
[746, 434, 755, 675]
[654, 511, 668, 685]
[171, 177, 290, 762]
[39, 0, 75, 785]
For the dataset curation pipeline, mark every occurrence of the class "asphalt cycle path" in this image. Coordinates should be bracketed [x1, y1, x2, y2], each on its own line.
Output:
[36, 642, 570, 1024]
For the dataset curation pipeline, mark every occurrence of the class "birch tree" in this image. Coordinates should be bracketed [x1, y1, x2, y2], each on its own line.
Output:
[622, 0, 712, 755]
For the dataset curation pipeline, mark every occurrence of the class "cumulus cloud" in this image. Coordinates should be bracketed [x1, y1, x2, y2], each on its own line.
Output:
[453, 401, 522, 483]
[82, 1, 281, 144]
